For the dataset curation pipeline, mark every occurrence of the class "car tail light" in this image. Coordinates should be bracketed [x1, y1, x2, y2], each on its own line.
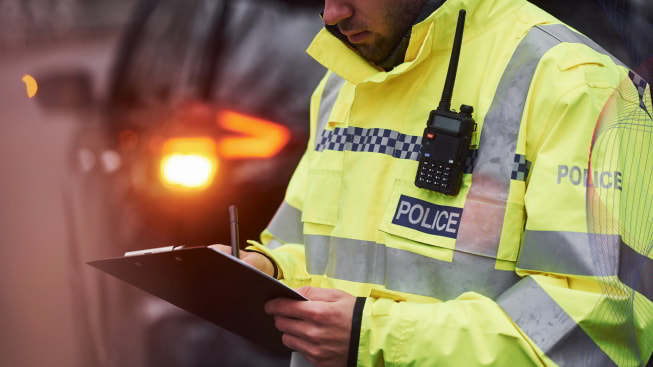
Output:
[160, 137, 218, 191]
[217, 110, 291, 159]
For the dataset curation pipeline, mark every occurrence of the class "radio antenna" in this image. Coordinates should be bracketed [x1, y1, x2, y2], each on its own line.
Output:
[437, 9, 467, 112]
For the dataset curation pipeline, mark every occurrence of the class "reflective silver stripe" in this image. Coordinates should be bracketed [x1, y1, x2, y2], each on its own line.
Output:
[266, 201, 303, 245]
[457, 24, 629, 259]
[267, 239, 283, 250]
[537, 24, 626, 67]
[304, 234, 330, 276]
[618, 241, 653, 301]
[498, 277, 616, 366]
[457, 26, 560, 258]
[305, 234, 519, 300]
[315, 73, 345, 150]
[517, 230, 620, 276]
[518, 230, 653, 301]
[305, 235, 386, 285]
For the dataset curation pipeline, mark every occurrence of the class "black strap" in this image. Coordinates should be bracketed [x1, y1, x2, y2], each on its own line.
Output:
[347, 297, 367, 367]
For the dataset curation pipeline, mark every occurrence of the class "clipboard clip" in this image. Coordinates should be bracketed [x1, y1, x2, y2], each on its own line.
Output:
[124, 246, 185, 257]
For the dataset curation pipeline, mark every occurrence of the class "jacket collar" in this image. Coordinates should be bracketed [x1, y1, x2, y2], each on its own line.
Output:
[307, 0, 523, 85]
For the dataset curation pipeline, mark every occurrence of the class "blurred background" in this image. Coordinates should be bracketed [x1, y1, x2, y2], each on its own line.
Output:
[0, 0, 650, 366]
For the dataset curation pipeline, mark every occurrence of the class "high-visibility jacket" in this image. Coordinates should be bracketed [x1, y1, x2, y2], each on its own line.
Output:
[248, 0, 653, 365]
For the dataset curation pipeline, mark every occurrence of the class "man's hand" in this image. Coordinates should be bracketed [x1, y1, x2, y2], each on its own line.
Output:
[265, 287, 357, 367]
[209, 245, 275, 277]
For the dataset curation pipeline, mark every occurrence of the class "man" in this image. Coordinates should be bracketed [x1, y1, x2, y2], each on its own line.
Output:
[216, 0, 653, 365]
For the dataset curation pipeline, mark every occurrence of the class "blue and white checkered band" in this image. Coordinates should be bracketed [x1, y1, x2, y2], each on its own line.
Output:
[511, 153, 532, 182]
[316, 126, 480, 175]
[628, 70, 650, 114]
[464, 149, 478, 174]
[316, 127, 422, 160]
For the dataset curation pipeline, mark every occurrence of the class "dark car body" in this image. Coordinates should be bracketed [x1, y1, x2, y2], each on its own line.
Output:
[105, 0, 325, 252]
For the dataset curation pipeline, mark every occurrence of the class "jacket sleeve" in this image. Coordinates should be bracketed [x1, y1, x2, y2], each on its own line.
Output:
[355, 51, 653, 365]
[244, 73, 332, 288]
[246, 151, 311, 288]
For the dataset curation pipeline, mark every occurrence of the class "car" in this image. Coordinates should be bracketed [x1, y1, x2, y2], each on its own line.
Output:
[103, 0, 325, 251]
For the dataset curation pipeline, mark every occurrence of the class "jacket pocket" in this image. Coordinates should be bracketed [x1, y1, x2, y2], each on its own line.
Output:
[301, 169, 342, 226]
[378, 179, 465, 251]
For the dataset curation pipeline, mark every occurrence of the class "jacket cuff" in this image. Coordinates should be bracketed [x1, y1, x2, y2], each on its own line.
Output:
[347, 297, 366, 367]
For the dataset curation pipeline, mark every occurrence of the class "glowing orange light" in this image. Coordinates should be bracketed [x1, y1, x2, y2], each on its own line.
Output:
[22, 74, 38, 98]
[217, 111, 291, 159]
[160, 137, 218, 191]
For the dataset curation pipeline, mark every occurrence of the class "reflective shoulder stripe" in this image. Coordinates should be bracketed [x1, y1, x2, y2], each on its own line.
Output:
[266, 201, 304, 245]
[498, 277, 616, 366]
[517, 231, 620, 276]
[537, 24, 626, 67]
[316, 73, 345, 150]
[457, 25, 559, 258]
[304, 234, 518, 300]
[470, 25, 561, 199]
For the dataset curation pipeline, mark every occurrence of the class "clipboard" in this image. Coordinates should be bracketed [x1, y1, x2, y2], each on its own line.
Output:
[87, 246, 306, 354]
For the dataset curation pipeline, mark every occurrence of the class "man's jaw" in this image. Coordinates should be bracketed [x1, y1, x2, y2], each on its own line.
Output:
[326, 22, 391, 64]
[341, 30, 371, 44]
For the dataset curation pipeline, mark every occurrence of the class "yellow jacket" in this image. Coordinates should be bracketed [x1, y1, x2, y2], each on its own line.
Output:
[249, 0, 653, 365]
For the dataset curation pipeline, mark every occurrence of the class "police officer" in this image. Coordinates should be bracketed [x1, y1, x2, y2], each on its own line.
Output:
[216, 0, 653, 365]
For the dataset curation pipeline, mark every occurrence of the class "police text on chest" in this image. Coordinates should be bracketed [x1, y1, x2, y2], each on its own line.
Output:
[392, 195, 463, 239]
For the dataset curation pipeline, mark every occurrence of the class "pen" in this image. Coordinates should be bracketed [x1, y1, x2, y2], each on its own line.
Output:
[228, 205, 240, 258]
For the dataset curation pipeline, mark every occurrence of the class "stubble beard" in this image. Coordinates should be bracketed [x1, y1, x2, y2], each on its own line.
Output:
[348, 1, 425, 64]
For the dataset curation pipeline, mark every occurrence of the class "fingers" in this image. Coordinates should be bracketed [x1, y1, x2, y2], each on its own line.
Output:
[276, 315, 350, 367]
[209, 245, 275, 277]
[274, 316, 311, 340]
[268, 288, 356, 367]
[280, 333, 320, 365]
[297, 286, 350, 302]
[265, 298, 319, 320]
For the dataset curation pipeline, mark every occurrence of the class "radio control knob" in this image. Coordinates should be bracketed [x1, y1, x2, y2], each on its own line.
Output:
[461, 105, 474, 114]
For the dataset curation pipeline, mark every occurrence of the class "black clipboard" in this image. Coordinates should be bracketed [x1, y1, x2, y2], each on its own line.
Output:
[87, 246, 306, 354]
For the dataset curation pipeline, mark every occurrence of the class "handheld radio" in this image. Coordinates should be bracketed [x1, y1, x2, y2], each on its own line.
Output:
[415, 9, 476, 196]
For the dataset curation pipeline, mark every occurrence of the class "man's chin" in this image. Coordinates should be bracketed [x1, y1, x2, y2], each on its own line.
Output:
[353, 45, 388, 65]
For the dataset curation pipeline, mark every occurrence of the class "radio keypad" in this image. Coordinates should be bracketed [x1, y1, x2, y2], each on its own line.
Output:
[417, 160, 455, 188]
